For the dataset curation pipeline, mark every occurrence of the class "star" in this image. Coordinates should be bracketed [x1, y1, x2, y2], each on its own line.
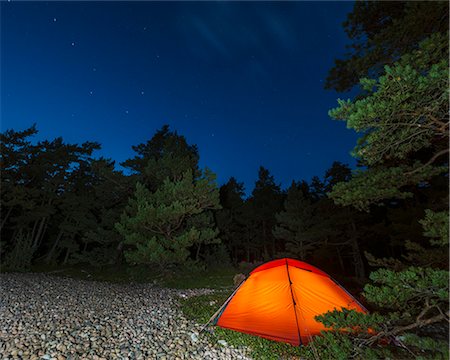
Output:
[71, 42, 75, 46]
[53, 18, 57, 22]
[92, 67, 97, 72]
[125, 110, 129, 114]
[140, 91, 145, 95]
[211, 133, 215, 137]
[89, 91, 93, 95]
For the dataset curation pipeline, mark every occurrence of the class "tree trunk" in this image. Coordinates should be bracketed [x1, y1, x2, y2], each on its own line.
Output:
[9, 228, 18, 247]
[45, 229, 64, 264]
[0, 206, 13, 231]
[37, 222, 49, 249]
[32, 217, 46, 250]
[114, 241, 124, 265]
[63, 248, 70, 265]
[31, 220, 39, 243]
[350, 221, 365, 279]
[336, 246, 345, 273]
[195, 243, 201, 261]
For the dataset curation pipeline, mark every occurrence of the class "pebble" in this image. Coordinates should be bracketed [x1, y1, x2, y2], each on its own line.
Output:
[0, 273, 251, 359]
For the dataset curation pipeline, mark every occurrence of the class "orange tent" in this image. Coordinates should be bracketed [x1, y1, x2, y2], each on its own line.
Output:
[208, 258, 367, 345]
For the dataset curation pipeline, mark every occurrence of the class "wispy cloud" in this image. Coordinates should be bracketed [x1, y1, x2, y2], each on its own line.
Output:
[260, 10, 297, 50]
[191, 17, 230, 58]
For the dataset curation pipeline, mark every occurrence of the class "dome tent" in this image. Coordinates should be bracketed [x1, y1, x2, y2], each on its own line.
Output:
[205, 258, 367, 345]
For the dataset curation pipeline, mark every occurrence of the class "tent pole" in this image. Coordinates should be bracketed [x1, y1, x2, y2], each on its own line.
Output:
[329, 276, 369, 313]
[199, 278, 247, 334]
[285, 258, 303, 346]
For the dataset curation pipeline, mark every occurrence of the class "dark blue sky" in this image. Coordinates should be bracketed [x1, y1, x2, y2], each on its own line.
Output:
[2, 1, 356, 193]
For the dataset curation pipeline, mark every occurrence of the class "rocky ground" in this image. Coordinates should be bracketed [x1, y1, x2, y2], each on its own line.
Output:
[0, 273, 250, 360]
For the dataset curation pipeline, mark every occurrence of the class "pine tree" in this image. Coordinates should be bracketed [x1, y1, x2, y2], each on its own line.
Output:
[329, 33, 448, 211]
[325, 1, 448, 92]
[0, 126, 106, 269]
[116, 169, 221, 268]
[308, 16, 449, 357]
[273, 181, 317, 260]
[216, 177, 246, 264]
[250, 167, 284, 259]
[121, 125, 199, 190]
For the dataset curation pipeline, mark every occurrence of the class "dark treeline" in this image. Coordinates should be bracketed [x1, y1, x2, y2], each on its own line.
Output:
[0, 123, 445, 281]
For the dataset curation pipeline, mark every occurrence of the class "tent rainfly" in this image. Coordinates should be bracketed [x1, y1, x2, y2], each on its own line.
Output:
[204, 258, 367, 345]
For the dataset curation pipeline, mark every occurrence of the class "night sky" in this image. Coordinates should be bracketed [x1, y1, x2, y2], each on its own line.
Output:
[2, 1, 356, 192]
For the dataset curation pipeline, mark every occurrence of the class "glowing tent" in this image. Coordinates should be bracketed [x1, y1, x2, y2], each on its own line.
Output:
[206, 258, 367, 345]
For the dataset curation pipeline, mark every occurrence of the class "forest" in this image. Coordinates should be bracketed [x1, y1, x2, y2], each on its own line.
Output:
[1, 1, 449, 359]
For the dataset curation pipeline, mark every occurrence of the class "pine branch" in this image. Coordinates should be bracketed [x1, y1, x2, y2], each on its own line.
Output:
[406, 148, 449, 175]
[364, 303, 448, 346]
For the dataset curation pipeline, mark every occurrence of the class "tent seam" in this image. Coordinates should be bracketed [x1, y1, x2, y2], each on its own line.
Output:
[285, 258, 303, 346]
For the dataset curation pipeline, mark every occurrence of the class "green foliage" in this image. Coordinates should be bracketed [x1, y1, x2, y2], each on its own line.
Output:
[215, 177, 246, 264]
[273, 181, 317, 260]
[69, 246, 117, 267]
[3, 230, 35, 271]
[329, 33, 449, 210]
[1, 125, 128, 270]
[329, 164, 447, 211]
[121, 124, 199, 190]
[401, 333, 449, 359]
[303, 330, 400, 360]
[116, 169, 221, 267]
[326, 1, 448, 92]
[329, 33, 448, 167]
[420, 209, 449, 246]
[274, 163, 369, 278]
[315, 308, 383, 333]
[364, 267, 448, 309]
[306, 251, 449, 358]
[366, 208, 449, 270]
[217, 168, 283, 263]
[204, 244, 232, 269]
[306, 264, 449, 358]
[248, 167, 284, 259]
[319, 12, 449, 357]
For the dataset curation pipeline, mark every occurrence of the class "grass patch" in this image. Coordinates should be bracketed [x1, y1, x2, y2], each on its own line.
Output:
[180, 290, 306, 360]
[161, 267, 236, 289]
[29, 263, 237, 289]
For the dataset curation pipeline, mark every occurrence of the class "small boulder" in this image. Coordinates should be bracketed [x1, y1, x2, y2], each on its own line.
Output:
[233, 274, 246, 286]
[217, 340, 228, 346]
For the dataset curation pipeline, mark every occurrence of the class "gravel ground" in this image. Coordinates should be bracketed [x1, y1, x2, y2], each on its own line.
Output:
[0, 273, 250, 360]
